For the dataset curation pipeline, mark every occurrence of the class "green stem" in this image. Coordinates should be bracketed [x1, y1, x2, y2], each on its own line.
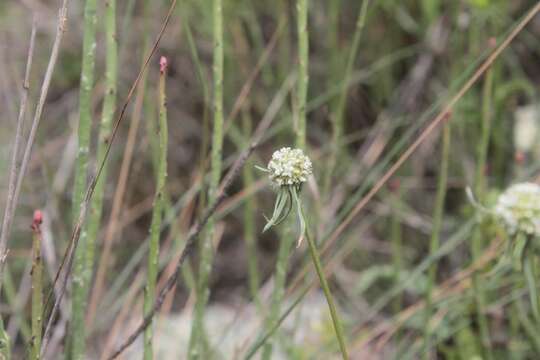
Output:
[324, 0, 369, 195]
[304, 230, 348, 359]
[515, 296, 540, 354]
[143, 58, 169, 360]
[71, 0, 97, 356]
[242, 111, 260, 305]
[296, 0, 309, 149]
[471, 68, 494, 360]
[85, 0, 117, 323]
[524, 255, 540, 323]
[261, 226, 295, 360]
[189, 0, 224, 357]
[30, 224, 43, 360]
[423, 122, 451, 358]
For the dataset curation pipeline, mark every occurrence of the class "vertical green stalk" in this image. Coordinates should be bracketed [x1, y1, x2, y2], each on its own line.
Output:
[324, 0, 369, 194]
[242, 111, 260, 304]
[261, 229, 295, 360]
[85, 0, 117, 322]
[295, 0, 309, 149]
[184, 18, 210, 214]
[71, 0, 97, 356]
[423, 122, 450, 358]
[299, 205, 348, 359]
[143, 57, 169, 360]
[471, 68, 494, 360]
[421, 0, 440, 26]
[189, 0, 224, 357]
[30, 213, 43, 360]
[524, 256, 540, 323]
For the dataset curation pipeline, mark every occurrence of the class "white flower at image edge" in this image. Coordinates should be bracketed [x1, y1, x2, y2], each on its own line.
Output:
[267, 147, 313, 187]
[494, 182, 540, 237]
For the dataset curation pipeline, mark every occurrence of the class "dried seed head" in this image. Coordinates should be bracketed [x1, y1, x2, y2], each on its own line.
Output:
[494, 182, 540, 236]
[267, 147, 312, 187]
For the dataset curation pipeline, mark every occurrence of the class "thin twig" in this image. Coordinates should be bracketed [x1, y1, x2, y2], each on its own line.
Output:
[0, 16, 38, 282]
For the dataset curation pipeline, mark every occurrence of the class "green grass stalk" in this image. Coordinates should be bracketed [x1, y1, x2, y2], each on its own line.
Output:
[524, 256, 540, 323]
[30, 212, 43, 360]
[71, 0, 97, 356]
[143, 57, 169, 360]
[423, 122, 450, 358]
[471, 68, 494, 360]
[189, 0, 224, 356]
[324, 0, 369, 194]
[304, 228, 349, 359]
[295, 0, 309, 149]
[85, 0, 117, 320]
[242, 111, 260, 304]
[261, 231, 295, 360]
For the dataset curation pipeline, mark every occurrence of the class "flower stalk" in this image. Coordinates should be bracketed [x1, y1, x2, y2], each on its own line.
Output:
[260, 147, 348, 359]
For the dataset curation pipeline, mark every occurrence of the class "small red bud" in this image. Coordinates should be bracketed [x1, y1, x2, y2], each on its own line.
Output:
[33, 210, 43, 225]
[31, 210, 43, 232]
[488, 37, 497, 48]
[160, 56, 168, 74]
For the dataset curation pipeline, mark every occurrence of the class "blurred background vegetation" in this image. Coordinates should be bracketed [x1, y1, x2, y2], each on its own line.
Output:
[1, 0, 540, 359]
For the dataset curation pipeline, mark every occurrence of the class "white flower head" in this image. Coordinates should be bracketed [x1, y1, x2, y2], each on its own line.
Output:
[267, 147, 312, 187]
[494, 182, 540, 237]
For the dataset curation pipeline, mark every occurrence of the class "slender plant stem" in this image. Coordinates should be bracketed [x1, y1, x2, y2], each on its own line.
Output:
[515, 299, 540, 354]
[143, 57, 169, 360]
[87, 56, 149, 326]
[87, 0, 150, 323]
[189, 0, 224, 356]
[85, 0, 117, 317]
[471, 67, 494, 360]
[261, 227, 295, 360]
[423, 122, 450, 358]
[295, 0, 309, 149]
[71, 0, 97, 356]
[524, 255, 540, 323]
[0, 20, 37, 353]
[30, 213, 43, 360]
[324, 0, 370, 194]
[0, 20, 36, 274]
[304, 229, 348, 359]
[242, 111, 260, 304]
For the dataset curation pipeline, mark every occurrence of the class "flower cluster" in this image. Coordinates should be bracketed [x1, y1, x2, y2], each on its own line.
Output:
[494, 182, 540, 237]
[267, 147, 312, 187]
